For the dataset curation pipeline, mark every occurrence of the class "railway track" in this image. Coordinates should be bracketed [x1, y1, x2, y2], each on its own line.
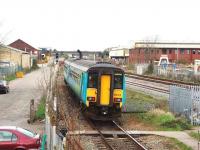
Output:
[88, 119, 148, 150]
[125, 73, 198, 86]
[126, 80, 169, 94]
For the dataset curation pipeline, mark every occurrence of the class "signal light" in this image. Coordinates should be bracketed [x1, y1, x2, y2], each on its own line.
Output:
[87, 97, 95, 102]
[114, 98, 122, 103]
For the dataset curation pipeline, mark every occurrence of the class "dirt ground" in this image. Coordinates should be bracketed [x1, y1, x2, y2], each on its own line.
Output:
[0, 67, 49, 133]
[122, 113, 156, 131]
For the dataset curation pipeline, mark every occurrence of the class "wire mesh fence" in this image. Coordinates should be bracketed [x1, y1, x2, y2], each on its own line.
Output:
[169, 85, 200, 125]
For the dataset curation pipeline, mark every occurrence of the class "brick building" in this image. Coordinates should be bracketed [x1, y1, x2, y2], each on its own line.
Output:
[9, 39, 38, 56]
[129, 42, 200, 64]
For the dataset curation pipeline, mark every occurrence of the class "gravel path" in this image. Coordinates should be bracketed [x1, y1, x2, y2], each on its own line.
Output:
[129, 130, 198, 150]
[0, 67, 49, 133]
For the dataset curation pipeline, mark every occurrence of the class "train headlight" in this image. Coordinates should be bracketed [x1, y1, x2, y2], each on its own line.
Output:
[114, 98, 122, 103]
[87, 97, 95, 102]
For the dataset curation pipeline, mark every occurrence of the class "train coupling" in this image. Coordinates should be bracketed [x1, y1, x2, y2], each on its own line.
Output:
[101, 107, 109, 115]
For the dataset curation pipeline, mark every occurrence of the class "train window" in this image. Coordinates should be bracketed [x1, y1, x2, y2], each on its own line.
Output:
[114, 74, 123, 89]
[88, 73, 98, 88]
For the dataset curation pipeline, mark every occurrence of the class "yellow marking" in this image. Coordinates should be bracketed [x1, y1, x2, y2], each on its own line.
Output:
[100, 75, 111, 105]
[86, 88, 97, 106]
[113, 89, 123, 98]
[113, 89, 123, 108]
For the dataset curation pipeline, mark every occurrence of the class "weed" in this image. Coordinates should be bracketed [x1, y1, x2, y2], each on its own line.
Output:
[136, 109, 191, 131]
[189, 131, 200, 140]
[35, 96, 46, 120]
[5, 74, 16, 81]
[169, 138, 192, 150]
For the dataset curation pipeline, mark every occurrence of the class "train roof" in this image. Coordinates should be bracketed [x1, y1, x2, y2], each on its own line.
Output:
[65, 59, 124, 72]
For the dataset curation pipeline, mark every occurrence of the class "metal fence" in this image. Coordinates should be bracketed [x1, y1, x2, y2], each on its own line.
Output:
[169, 85, 200, 125]
[0, 61, 22, 77]
[154, 65, 195, 80]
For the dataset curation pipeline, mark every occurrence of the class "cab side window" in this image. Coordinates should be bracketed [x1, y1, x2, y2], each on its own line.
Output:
[88, 73, 98, 88]
[114, 74, 123, 89]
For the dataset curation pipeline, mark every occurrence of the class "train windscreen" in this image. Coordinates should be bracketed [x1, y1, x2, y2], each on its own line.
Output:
[88, 73, 98, 88]
[114, 74, 123, 89]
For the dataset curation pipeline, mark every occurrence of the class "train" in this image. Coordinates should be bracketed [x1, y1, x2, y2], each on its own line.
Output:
[64, 58, 126, 120]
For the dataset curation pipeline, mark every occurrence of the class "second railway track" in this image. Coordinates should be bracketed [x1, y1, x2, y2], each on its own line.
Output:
[125, 73, 199, 86]
[126, 80, 169, 94]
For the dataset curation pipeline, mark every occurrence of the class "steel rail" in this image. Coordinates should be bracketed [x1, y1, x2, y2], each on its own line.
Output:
[89, 119, 116, 150]
[112, 120, 148, 150]
[125, 73, 198, 86]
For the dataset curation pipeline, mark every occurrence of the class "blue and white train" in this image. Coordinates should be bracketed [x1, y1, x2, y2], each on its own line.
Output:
[64, 59, 126, 120]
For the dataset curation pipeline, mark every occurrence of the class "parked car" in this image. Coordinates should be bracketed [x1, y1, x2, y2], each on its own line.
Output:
[0, 126, 41, 150]
[0, 80, 9, 94]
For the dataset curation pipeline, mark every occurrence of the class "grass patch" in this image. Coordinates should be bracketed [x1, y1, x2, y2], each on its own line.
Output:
[125, 89, 192, 131]
[124, 90, 168, 112]
[5, 74, 16, 81]
[189, 131, 200, 140]
[136, 109, 192, 131]
[35, 96, 46, 120]
[169, 137, 193, 150]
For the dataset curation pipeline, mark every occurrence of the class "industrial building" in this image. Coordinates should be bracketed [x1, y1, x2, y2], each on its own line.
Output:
[108, 47, 129, 63]
[129, 42, 200, 64]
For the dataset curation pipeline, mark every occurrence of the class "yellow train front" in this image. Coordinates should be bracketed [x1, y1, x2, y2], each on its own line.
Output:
[64, 60, 126, 120]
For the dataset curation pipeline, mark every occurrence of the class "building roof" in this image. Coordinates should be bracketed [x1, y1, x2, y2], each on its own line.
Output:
[133, 42, 200, 49]
[9, 39, 38, 54]
[0, 43, 28, 54]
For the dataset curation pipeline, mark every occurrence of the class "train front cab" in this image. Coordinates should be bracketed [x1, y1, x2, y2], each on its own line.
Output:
[86, 67, 125, 120]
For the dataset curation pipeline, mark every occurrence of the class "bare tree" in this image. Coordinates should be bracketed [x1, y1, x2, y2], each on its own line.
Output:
[143, 35, 159, 64]
[0, 21, 12, 44]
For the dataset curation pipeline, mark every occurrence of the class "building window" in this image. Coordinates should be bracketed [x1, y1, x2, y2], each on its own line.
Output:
[198, 50, 200, 55]
[157, 49, 159, 54]
[145, 49, 149, 54]
[175, 49, 178, 54]
[180, 49, 184, 54]
[168, 49, 172, 54]
[138, 49, 140, 54]
[187, 49, 190, 54]
[193, 50, 196, 54]
[162, 49, 167, 54]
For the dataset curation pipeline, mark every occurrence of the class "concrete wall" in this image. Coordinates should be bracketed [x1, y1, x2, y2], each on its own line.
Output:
[0, 44, 31, 68]
[22, 53, 31, 68]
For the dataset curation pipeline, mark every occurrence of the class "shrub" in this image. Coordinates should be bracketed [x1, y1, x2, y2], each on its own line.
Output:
[31, 59, 39, 70]
[161, 117, 192, 130]
[137, 109, 191, 130]
[145, 63, 154, 74]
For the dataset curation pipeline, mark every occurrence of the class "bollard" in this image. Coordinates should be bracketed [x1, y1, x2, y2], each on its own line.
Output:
[30, 99, 35, 124]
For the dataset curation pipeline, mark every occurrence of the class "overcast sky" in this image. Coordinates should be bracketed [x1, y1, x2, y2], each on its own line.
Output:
[0, 0, 200, 51]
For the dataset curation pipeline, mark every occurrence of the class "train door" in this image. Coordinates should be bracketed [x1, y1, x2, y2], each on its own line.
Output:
[100, 75, 111, 105]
